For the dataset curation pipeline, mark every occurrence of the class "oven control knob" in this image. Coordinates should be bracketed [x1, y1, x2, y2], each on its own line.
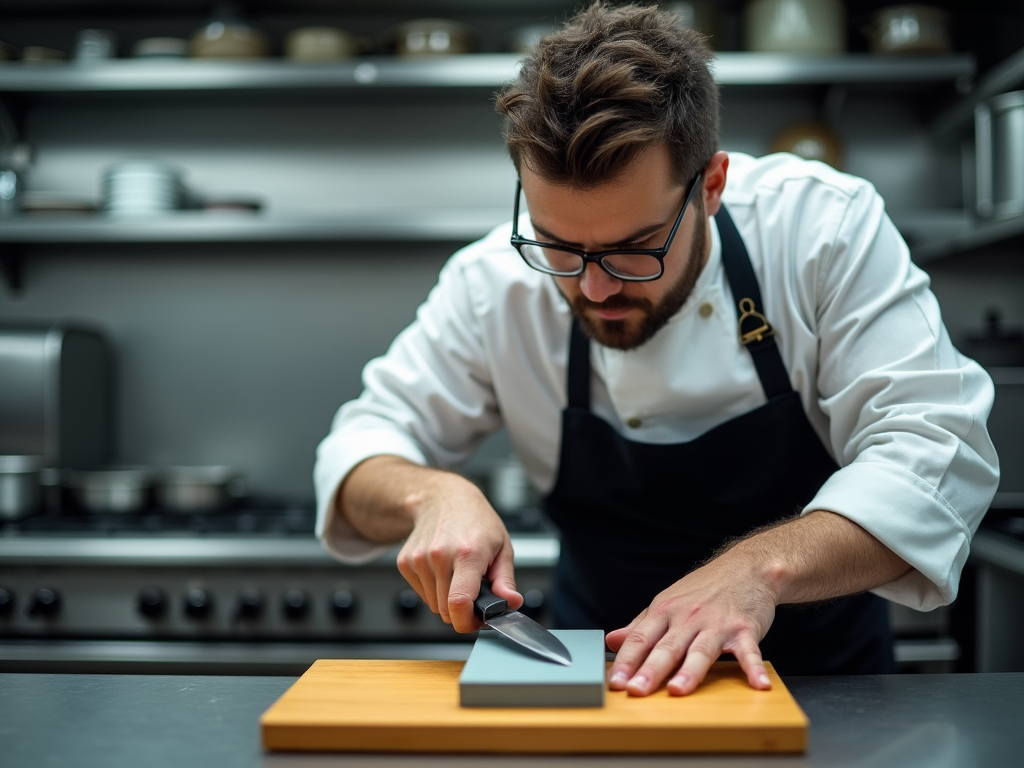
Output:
[282, 590, 309, 621]
[519, 589, 547, 619]
[28, 588, 61, 618]
[237, 589, 263, 620]
[137, 587, 167, 619]
[184, 589, 213, 619]
[331, 590, 357, 620]
[395, 589, 421, 619]
[0, 588, 13, 618]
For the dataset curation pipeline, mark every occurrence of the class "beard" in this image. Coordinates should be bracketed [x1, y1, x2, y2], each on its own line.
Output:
[568, 201, 708, 352]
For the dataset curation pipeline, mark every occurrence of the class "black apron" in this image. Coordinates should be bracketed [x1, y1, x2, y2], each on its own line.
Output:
[543, 205, 894, 676]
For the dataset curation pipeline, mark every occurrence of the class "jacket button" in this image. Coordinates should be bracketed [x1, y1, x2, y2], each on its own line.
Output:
[699, 302, 714, 318]
[626, 417, 642, 429]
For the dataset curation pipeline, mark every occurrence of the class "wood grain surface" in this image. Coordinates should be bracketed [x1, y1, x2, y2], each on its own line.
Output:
[260, 659, 808, 754]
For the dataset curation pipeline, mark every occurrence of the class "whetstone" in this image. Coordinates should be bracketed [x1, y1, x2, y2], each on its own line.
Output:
[459, 629, 606, 707]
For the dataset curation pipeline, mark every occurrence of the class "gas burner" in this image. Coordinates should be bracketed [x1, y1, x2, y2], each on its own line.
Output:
[0, 502, 316, 538]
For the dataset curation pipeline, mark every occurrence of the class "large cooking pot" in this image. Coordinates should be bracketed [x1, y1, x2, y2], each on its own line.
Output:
[976, 91, 1024, 221]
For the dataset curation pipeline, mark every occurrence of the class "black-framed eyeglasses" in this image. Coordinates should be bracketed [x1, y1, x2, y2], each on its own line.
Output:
[510, 171, 703, 283]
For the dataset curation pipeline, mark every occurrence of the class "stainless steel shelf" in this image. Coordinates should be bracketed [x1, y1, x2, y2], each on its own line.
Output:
[912, 213, 1024, 264]
[0, 210, 509, 244]
[0, 53, 975, 94]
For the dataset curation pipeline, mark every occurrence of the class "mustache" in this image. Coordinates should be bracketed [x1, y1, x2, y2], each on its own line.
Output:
[572, 294, 653, 314]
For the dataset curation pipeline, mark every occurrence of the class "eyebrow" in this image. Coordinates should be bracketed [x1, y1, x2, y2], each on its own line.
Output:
[529, 218, 669, 250]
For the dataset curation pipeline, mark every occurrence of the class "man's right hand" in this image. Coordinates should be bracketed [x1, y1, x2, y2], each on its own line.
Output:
[337, 456, 522, 633]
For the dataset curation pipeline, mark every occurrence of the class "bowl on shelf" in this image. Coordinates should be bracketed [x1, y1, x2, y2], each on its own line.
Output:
[393, 19, 477, 57]
[132, 37, 190, 59]
[101, 161, 186, 216]
[192, 21, 268, 58]
[864, 5, 950, 55]
[744, 0, 846, 54]
[21, 46, 66, 63]
[285, 27, 356, 61]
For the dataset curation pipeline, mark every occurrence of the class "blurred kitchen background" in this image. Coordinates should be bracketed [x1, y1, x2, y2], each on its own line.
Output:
[1, 0, 1023, 676]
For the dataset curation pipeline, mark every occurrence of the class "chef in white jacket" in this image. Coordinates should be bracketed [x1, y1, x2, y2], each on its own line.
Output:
[315, 3, 998, 696]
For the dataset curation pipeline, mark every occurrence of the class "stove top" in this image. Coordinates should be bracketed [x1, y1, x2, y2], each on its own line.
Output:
[1, 503, 316, 538]
[0, 502, 553, 540]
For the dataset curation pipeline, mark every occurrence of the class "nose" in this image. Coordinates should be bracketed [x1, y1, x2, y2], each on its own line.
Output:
[578, 262, 623, 303]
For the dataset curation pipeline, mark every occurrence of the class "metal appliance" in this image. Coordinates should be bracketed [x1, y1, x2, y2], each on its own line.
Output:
[0, 502, 559, 674]
[0, 322, 114, 469]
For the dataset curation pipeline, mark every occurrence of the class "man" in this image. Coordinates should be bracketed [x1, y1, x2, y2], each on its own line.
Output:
[315, 3, 998, 696]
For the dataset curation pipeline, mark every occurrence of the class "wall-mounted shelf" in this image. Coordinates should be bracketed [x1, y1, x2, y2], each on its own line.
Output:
[0, 53, 975, 94]
[912, 213, 1024, 264]
[0, 210, 508, 244]
[0, 210, 509, 292]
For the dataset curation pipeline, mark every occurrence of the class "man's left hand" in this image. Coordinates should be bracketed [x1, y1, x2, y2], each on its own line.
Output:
[605, 548, 778, 697]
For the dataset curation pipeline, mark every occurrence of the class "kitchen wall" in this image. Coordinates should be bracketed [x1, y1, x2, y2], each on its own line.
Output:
[2, 4, 1023, 503]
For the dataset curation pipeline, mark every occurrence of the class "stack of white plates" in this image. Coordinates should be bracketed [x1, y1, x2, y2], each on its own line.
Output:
[102, 161, 185, 216]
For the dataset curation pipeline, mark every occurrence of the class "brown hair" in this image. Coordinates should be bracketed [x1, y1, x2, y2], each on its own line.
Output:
[496, 2, 719, 189]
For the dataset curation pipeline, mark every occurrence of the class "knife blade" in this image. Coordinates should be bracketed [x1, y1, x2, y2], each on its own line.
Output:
[473, 579, 573, 666]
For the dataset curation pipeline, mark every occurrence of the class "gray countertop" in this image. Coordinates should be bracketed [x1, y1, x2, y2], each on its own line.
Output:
[2, 672, 1021, 768]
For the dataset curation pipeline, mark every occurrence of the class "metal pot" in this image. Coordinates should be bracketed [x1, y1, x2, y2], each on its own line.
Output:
[157, 466, 245, 513]
[0, 455, 43, 520]
[864, 5, 950, 55]
[976, 91, 1024, 221]
[71, 468, 153, 514]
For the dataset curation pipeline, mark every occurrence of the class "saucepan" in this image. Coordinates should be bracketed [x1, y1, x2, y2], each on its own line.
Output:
[0, 455, 43, 520]
[157, 466, 245, 513]
[70, 467, 154, 514]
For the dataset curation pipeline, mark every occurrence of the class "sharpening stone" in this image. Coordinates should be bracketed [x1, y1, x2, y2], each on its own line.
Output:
[459, 629, 606, 708]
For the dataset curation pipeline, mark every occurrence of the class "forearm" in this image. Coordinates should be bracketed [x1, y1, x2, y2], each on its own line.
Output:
[337, 455, 484, 544]
[725, 510, 912, 605]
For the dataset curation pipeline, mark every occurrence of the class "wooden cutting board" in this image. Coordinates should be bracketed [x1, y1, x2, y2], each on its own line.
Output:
[260, 659, 808, 754]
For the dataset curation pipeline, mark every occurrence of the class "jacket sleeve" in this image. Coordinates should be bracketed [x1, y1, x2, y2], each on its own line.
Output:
[313, 252, 502, 563]
[800, 182, 999, 610]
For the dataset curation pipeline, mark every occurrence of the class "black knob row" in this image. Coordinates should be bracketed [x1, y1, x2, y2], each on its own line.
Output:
[0, 588, 63, 619]
[135, 588, 362, 622]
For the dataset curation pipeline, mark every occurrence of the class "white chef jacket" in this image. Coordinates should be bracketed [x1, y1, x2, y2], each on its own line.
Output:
[314, 152, 999, 612]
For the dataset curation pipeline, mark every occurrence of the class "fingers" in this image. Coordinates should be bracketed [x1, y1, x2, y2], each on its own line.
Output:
[447, 548, 490, 633]
[605, 611, 645, 653]
[607, 611, 670, 692]
[486, 541, 523, 611]
[396, 543, 435, 612]
[665, 631, 725, 696]
[726, 632, 772, 691]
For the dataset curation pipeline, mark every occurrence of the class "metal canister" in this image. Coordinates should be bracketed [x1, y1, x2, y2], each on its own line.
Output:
[976, 91, 1024, 220]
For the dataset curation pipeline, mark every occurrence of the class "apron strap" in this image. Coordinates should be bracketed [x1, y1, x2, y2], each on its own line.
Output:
[567, 319, 591, 410]
[715, 205, 794, 401]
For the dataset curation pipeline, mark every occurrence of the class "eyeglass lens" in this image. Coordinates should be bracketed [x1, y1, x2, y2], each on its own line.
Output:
[518, 243, 663, 279]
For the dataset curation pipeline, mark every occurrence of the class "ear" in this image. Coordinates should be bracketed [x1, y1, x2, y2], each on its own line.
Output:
[701, 151, 729, 216]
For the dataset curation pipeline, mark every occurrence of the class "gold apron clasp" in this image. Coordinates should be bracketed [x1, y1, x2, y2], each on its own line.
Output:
[737, 297, 775, 346]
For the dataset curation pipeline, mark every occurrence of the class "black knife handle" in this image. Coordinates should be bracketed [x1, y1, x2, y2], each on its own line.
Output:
[474, 579, 508, 622]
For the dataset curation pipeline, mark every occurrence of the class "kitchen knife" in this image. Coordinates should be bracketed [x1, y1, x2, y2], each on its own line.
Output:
[473, 579, 573, 666]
